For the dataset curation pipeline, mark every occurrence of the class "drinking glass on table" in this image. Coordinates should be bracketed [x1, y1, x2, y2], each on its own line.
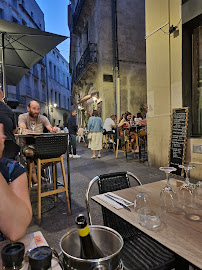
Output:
[134, 192, 151, 211]
[159, 167, 178, 213]
[30, 121, 36, 132]
[178, 164, 195, 208]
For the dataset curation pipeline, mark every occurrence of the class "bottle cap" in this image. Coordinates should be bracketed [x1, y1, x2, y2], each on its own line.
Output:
[28, 246, 52, 270]
[1, 242, 25, 269]
[75, 214, 87, 229]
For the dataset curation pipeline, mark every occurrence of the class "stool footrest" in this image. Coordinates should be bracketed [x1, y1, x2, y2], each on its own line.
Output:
[40, 188, 66, 197]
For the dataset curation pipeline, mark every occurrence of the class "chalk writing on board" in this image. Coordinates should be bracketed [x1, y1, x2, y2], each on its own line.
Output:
[168, 108, 189, 176]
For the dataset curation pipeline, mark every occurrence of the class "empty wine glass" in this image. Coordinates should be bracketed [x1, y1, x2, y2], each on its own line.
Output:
[178, 164, 195, 209]
[159, 167, 178, 213]
[30, 121, 36, 132]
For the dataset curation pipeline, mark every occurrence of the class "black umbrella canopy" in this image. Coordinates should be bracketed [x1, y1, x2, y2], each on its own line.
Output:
[0, 18, 68, 95]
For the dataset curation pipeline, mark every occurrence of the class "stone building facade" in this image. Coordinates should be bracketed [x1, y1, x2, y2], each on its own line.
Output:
[68, 0, 146, 125]
[0, 0, 71, 126]
[145, 0, 202, 179]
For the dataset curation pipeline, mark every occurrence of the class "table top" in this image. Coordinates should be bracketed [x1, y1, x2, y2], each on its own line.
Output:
[92, 180, 202, 269]
[15, 132, 68, 137]
[0, 231, 61, 269]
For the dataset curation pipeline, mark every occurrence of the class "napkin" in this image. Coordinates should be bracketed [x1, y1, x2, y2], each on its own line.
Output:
[97, 192, 133, 210]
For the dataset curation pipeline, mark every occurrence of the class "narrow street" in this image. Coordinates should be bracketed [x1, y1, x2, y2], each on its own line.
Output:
[27, 142, 182, 252]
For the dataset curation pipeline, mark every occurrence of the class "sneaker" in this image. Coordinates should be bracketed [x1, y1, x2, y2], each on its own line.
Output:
[73, 154, 81, 158]
[69, 154, 73, 158]
[98, 155, 101, 158]
[91, 155, 96, 159]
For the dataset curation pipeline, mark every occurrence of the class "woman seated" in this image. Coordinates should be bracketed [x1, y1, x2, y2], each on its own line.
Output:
[118, 112, 132, 128]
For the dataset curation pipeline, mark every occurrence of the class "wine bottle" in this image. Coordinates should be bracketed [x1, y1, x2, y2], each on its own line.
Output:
[75, 214, 104, 259]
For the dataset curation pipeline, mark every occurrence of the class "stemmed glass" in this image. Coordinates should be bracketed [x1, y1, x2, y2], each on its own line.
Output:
[30, 121, 36, 132]
[159, 167, 178, 213]
[178, 164, 195, 208]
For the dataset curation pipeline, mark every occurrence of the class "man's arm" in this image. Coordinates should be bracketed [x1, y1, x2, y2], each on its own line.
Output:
[136, 118, 147, 126]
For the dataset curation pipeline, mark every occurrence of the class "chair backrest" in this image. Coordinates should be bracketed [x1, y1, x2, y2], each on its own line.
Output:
[86, 171, 142, 227]
[34, 134, 67, 159]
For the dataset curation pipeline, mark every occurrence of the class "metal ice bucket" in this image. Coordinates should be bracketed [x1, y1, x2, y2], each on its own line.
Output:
[60, 225, 123, 270]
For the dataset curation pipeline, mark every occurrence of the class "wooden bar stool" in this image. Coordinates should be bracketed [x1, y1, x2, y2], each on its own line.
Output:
[28, 134, 71, 225]
[116, 128, 129, 158]
[103, 133, 115, 151]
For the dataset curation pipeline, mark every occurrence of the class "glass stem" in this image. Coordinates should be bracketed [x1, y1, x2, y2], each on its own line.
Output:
[166, 172, 170, 187]
[185, 169, 190, 185]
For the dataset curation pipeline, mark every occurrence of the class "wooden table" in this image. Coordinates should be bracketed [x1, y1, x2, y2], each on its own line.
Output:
[0, 231, 61, 269]
[92, 180, 202, 269]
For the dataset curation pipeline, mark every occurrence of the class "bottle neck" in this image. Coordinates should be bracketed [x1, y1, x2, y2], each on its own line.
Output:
[77, 224, 90, 237]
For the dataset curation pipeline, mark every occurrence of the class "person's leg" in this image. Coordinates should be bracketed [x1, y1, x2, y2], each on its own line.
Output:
[98, 150, 101, 158]
[91, 150, 96, 159]
[72, 134, 77, 155]
[69, 135, 72, 154]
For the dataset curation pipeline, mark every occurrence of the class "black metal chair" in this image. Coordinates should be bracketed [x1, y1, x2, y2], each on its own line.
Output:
[28, 134, 71, 224]
[85, 171, 176, 270]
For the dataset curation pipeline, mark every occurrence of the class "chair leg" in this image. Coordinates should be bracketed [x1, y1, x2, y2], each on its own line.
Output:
[111, 134, 115, 151]
[28, 160, 33, 195]
[60, 157, 71, 215]
[116, 139, 119, 158]
[52, 162, 57, 205]
[37, 159, 42, 225]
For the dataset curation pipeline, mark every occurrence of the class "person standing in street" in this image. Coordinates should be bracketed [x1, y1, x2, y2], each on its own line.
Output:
[87, 110, 103, 159]
[68, 110, 80, 158]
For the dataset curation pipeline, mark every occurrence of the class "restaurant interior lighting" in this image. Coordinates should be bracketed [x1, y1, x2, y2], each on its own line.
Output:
[53, 103, 57, 107]
[93, 97, 97, 102]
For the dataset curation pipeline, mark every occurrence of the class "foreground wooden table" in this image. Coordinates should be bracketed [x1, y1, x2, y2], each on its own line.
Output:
[0, 231, 61, 269]
[92, 180, 202, 269]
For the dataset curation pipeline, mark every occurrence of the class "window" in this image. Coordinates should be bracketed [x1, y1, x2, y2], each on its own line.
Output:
[54, 65, 56, 80]
[51, 89, 53, 104]
[12, 16, 18, 24]
[49, 61, 52, 77]
[22, 0, 25, 7]
[67, 77, 69, 89]
[0, 8, 3, 20]
[12, 0, 17, 8]
[22, 19, 27, 26]
[58, 68, 60, 83]
[55, 91, 57, 104]
[31, 11, 33, 18]
[64, 95, 66, 109]
[59, 93, 61, 107]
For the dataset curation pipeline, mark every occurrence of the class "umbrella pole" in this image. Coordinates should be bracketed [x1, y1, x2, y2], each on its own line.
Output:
[1, 33, 7, 101]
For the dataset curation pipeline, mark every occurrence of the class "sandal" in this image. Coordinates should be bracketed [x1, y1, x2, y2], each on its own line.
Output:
[91, 156, 96, 159]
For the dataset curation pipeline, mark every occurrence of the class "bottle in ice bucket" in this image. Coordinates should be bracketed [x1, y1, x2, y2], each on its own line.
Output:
[1, 242, 25, 270]
[75, 214, 104, 259]
[28, 246, 52, 270]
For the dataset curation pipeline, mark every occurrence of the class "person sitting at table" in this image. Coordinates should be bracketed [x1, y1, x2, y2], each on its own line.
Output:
[0, 89, 20, 159]
[18, 100, 58, 134]
[18, 100, 58, 184]
[136, 103, 148, 128]
[118, 112, 132, 128]
[0, 124, 32, 241]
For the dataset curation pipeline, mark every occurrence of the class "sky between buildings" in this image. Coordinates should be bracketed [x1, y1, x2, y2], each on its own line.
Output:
[36, 0, 70, 62]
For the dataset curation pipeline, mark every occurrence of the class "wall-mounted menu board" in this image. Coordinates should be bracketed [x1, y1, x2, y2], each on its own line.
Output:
[168, 107, 189, 176]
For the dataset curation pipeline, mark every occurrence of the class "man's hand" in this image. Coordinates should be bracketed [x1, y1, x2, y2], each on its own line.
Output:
[51, 126, 58, 133]
[0, 124, 6, 159]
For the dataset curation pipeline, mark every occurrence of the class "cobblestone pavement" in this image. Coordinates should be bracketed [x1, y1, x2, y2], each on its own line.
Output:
[26, 142, 186, 252]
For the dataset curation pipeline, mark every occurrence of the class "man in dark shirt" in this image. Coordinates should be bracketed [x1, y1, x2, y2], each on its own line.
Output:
[0, 90, 20, 159]
[67, 110, 80, 158]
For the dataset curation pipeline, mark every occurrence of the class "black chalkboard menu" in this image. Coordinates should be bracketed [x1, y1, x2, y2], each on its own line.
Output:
[168, 108, 189, 176]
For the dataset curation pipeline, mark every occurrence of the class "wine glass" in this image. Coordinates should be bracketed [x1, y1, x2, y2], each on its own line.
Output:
[178, 164, 195, 208]
[30, 121, 36, 132]
[159, 167, 178, 213]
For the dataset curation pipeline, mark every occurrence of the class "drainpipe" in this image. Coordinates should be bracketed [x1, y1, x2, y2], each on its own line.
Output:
[112, 0, 117, 116]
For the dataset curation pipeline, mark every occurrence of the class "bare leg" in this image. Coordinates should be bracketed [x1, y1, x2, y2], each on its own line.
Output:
[93, 150, 95, 156]
[98, 150, 101, 158]
[27, 159, 38, 183]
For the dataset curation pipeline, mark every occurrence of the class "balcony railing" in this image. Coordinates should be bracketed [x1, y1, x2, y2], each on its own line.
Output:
[25, 85, 31, 96]
[74, 43, 98, 83]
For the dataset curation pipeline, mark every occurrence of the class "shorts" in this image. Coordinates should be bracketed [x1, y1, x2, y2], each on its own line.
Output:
[0, 157, 26, 184]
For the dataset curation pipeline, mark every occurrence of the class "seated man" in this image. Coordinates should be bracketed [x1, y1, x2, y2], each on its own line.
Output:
[0, 124, 32, 241]
[103, 115, 117, 144]
[18, 100, 58, 184]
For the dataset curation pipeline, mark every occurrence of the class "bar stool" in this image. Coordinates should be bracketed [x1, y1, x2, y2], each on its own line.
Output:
[28, 134, 71, 225]
[103, 133, 115, 151]
[116, 127, 129, 158]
